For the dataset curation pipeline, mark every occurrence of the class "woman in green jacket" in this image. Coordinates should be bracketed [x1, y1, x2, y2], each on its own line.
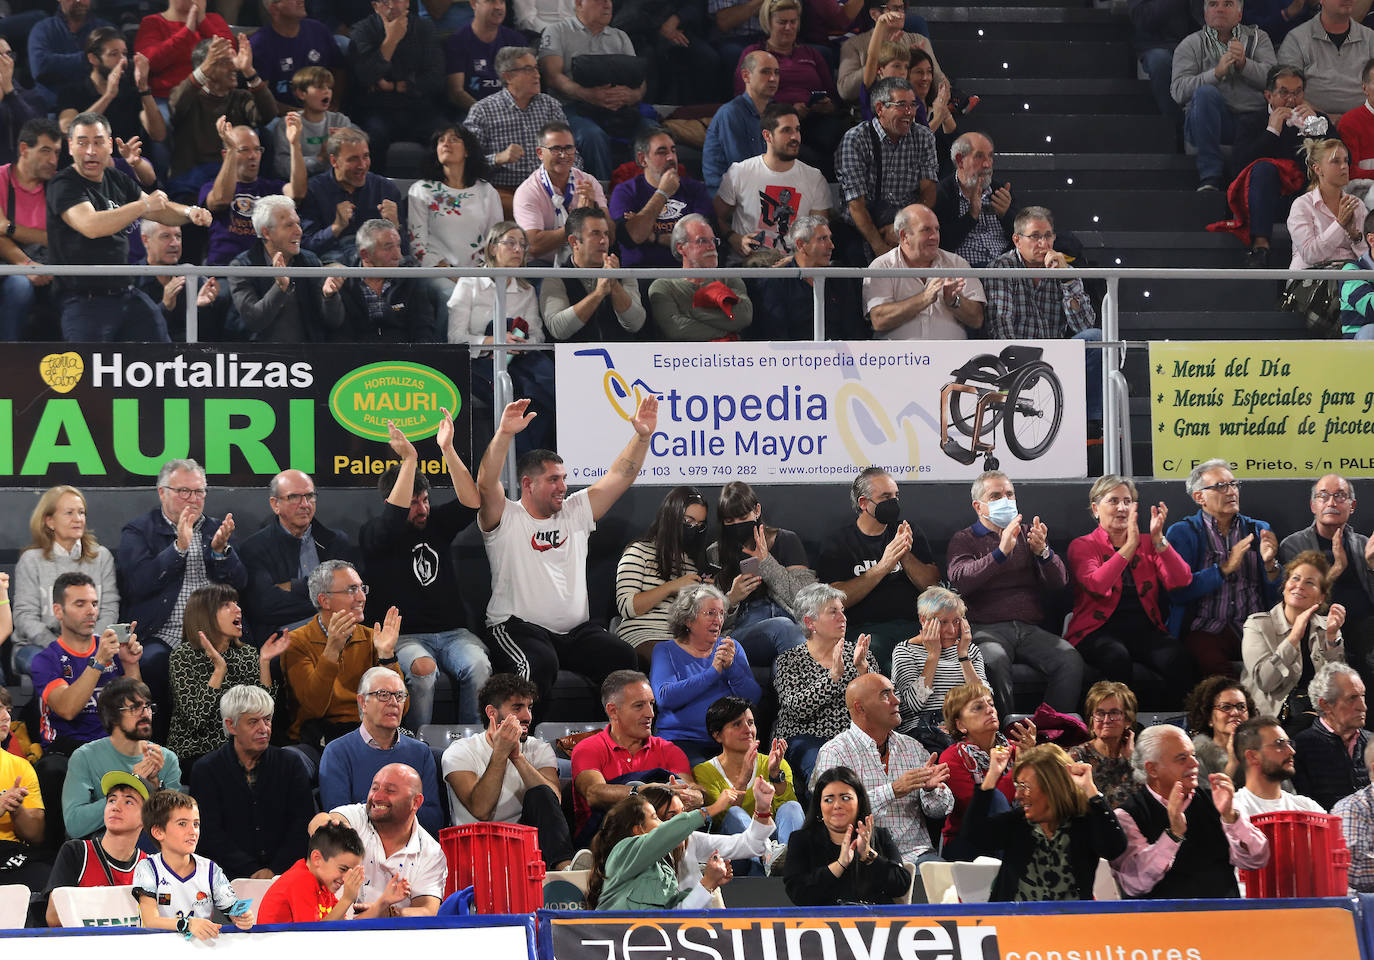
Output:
[588, 788, 739, 910]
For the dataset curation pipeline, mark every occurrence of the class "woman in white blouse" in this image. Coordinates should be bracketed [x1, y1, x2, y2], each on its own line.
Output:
[408, 124, 503, 301]
[1288, 137, 1368, 269]
[447, 221, 555, 451]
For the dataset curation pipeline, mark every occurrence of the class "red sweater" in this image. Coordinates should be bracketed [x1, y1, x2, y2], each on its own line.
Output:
[1339, 103, 1374, 176]
[1064, 526, 1193, 647]
[134, 12, 234, 99]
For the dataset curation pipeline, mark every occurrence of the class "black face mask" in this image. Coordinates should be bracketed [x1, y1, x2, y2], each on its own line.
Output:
[871, 498, 901, 527]
[723, 517, 762, 552]
[681, 522, 706, 553]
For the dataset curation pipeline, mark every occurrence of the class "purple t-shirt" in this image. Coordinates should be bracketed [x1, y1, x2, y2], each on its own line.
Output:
[444, 25, 528, 103]
[198, 178, 286, 265]
[31, 636, 126, 745]
[608, 173, 714, 268]
[250, 19, 341, 106]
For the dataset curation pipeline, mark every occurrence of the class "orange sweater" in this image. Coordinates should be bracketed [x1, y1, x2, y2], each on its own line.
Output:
[282, 618, 401, 739]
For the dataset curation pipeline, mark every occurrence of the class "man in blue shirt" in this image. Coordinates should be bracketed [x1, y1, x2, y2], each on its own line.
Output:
[299, 127, 406, 263]
[27, 0, 110, 110]
[703, 49, 778, 192]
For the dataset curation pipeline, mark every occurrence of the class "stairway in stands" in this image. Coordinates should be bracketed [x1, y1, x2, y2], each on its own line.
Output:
[922, 0, 1307, 468]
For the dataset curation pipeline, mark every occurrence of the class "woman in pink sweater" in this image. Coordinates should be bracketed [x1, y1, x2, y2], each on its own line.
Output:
[1066, 475, 1193, 710]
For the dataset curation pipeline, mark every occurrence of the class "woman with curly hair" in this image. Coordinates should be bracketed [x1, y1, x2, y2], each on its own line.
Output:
[1185, 675, 1256, 781]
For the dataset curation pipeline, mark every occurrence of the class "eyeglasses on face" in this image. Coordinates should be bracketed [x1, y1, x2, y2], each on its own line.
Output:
[276, 492, 317, 505]
[1093, 709, 1124, 721]
[1213, 701, 1249, 715]
[365, 690, 408, 704]
[119, 701, 155, 715]
[1200, 480, 1241, 493]
[541, 144, 576, 155]
[1313, 491, 1352, 503]
[327, 583, 370, 597]
[162, 486, 207, 499]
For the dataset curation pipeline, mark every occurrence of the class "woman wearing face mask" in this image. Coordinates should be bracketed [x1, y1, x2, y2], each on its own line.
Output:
[709, 481, 813, 665]
[891, 586, 987, 754]
[616, 487, 709, 666]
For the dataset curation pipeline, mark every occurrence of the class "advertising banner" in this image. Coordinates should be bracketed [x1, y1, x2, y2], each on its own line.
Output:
[0, 344, 472, 487]
[545, 905, 1360, 960]
[1149, 341, 1374, 478]
[554, 340, 1087, 485]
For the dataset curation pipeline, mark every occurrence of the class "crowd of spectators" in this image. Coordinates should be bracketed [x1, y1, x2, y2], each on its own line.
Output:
[5, 450, 1374, 917]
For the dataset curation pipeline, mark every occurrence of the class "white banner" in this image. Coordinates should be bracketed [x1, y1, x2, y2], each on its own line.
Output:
[554, 341, 1087, 484]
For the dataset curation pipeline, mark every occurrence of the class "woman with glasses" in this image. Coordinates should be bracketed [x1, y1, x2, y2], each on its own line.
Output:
[650, 585, 761, 766]
[937, 681, 1036, 860]
[616, 487, 709, 664]
[447, 220, 554, 453]
[408, 124, 502, 302]
[11, 485, 120, 677]
[891, 585, 987, 754]
[783, 765, 910, 905]
[1184, 676, 1256, 780]
[1069, 680, 1140, 809]
[168, 584, 286, 777]
[1065, 474, 1193, 709]
[959, 743, 1127, 901]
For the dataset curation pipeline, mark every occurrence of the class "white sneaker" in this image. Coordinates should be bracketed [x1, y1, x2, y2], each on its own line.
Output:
[762, 840, 787, 877]
[569, 848, 594, 872]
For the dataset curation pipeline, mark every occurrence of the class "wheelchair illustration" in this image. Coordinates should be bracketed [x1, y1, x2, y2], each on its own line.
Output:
[938, 345, 1064, 470]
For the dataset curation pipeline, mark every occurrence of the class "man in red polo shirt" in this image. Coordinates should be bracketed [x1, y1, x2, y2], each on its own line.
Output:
[570, 669, 703, 843]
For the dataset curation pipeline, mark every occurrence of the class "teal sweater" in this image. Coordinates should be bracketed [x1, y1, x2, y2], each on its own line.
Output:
[596, 809, 709, 911]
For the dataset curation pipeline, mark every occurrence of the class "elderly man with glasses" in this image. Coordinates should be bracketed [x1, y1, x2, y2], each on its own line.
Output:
[1166, 458, 1283, 679]
[648, 213, 753, 341]
[118, 458, 244, 735]
[318, 667, 445, 837]
[281, 560, 403, 747]
[1281, 474, 1374, 686]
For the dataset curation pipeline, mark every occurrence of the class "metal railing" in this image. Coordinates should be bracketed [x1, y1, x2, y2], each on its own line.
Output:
[9, 260, 1346, 485]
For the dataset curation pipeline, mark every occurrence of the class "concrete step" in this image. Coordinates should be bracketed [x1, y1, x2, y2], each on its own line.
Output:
[935, 39, 1134, 78]
[928, 12, 1128, 42]
[974, 113, 1176, 152]
[1118, 277, 1281, 311]
[1028, 189, 1228, 232]
[1119, 308, 1306, 338]
[958, 77, 1157, 115]
[996, 153, 1196, 189]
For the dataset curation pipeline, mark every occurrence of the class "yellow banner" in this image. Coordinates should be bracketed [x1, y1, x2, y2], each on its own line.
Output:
[1149, 341, 1374, 478]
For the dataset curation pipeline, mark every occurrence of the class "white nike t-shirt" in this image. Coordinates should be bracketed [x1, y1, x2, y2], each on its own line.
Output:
[483, 490, 594, 633]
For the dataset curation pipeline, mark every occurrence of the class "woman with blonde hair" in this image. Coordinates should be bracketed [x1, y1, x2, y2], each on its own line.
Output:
[447, 220, 554, 451]
[11, 486, 119, 675]
[959, 743, 1127, 900]
[1287, 138, 1367, 269]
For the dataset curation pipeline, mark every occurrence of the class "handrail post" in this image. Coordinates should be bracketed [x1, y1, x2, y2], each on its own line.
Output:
[1101, 276, 1120, 476]
[184, 269, 199, 343]
[811, 271, 825, 340]
[491, 280, 517, 493]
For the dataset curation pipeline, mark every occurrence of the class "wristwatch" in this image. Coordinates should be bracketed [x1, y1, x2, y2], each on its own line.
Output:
[950, 294, 962, 309]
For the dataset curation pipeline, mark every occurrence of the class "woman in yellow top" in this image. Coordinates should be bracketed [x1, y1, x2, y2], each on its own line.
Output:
[693, 696, 805, 859]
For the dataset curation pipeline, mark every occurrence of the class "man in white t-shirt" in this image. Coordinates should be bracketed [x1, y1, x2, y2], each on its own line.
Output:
[863, 203, 985, 340]
[1232, 716, 1325, 817]
[441, 674, 573, 868]
[715, 102, 831, 260]
[477, 396, 652, 705]
[309, 762, 446, 916]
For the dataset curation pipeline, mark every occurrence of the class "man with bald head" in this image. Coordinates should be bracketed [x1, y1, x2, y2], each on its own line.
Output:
[703, 50, 779, 192]
[1281, 474, 1374, 685]
[811, 673, 952, 892]
[201, 114, 307, 265]
[310, 761, 447, 916]
[240, 470, 358, 636]
[863, 203, 985, 340]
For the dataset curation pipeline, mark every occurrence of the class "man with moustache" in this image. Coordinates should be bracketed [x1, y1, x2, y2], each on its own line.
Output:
[56, 29, 163, 154]
[442, 674, 573, 867]
[1294, 662, 1370, 809]
[1232, 716, 1325, 815]
[609, 127, 712, 269]
[932, 132, 1014, 267]
[716, 103, 831, 260]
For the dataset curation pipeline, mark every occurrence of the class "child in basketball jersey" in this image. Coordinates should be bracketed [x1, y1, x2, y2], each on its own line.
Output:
[132, 789, 255, 940]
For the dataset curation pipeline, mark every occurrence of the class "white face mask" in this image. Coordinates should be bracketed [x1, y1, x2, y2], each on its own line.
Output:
[985, 498, 1018, 528]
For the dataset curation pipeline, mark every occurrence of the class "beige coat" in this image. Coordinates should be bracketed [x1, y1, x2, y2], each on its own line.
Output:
[1241, 603, 1344, 717]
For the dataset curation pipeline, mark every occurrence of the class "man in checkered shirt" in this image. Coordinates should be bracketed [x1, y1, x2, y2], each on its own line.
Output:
[1334, 739, 1374, 892]
[810, 673, 953, 901]
[463, 46, 570, 192]
[933, 132, 1016, 268]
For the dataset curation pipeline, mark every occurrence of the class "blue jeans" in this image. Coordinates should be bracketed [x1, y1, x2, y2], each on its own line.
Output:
[721, 798, 805, 845]
[1247, 159, 1287, 241]
[1351, 325, 1374, 340]
[1075, 327, 1103, 421]
[1183, 85, 1241, 183]
[731, 599, 806, 668]
[396, 629, 492, 726]
[1140, 47, 1183, 126]
[0, 273, 34, 339]
[785, 734, 829, 803]
[12, 643, 40, 677]
[60, 289, 170, 342]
